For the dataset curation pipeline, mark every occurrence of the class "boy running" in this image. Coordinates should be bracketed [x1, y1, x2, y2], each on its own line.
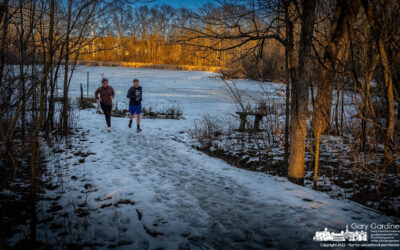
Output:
[95, 78, 115, 132]
[127, 79, 142, 132]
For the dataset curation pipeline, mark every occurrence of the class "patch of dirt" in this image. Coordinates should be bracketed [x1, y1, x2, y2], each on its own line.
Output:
[143, 224, 163, 237]
[75, 208, 90, 217]
[47, 204, 63, 213]
[100, 203, 112, 209]
[114, 199, 135, 207]
[136, 209, 142, 220]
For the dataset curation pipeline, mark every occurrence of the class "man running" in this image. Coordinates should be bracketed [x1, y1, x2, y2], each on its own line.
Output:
[95, 78, 115, 132]
[126, 78, 142, 132]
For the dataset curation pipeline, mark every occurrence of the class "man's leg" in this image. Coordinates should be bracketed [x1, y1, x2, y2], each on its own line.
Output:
[100, 104, 108, 127]
[105, 105, 111, 128]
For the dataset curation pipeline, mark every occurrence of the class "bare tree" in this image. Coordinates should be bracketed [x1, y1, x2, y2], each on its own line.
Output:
[287, 0, 317, 184]
[362, 0, 398, 167]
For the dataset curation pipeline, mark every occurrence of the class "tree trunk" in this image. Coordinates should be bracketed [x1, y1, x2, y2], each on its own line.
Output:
[378, 38, 395, 164]
[288, 0, 317, 184]
[312, 0, 361, 185]
[340, 83, 344, 135]
[312, 75, 333, 185]
[335, 84, 340, 136]
[61, 0, 72, 134]
[47, 70, 55, 130]
[29, 0, 54, 245]
[362, 0, 395, 166]
[0, 0, 9, 92]
[283, 0, 295, 173]
[284, 46, 290, 172]
[18, 1, 25, 139]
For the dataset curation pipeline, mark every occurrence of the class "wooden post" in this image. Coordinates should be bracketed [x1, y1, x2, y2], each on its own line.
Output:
[80, 83, 83, 100]
[86, 71, 89, 96]
[254, 115, 263, 131]
[239, 114, 247, 131]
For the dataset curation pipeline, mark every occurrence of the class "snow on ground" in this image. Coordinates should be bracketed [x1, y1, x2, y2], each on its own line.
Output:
[64, 65, 285, 118]
[8, 67, 398, 249]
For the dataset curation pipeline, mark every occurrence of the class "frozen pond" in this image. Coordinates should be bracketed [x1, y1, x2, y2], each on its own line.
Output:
[64, 66, 286, 121]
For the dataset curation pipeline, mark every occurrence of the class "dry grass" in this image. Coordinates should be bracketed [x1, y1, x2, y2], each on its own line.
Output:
[76, 60, 222, 72]
[78, 98, 96, 109]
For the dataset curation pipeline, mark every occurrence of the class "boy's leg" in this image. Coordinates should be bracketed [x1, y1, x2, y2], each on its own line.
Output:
[136, 114, 141, 125]
[129, 105, 134, 128]
[136, 105, 141, 131]
[136, 114, 141, 131]
[129, 114, 133, 128]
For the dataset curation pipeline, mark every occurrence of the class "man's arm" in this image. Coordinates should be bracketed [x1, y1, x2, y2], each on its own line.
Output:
[94, 88, 99, 100]
[111, 87, 115, 99]
[126, 87, 131, 98]
[140, 87, 143, 101]
[95, 88, 103, 102]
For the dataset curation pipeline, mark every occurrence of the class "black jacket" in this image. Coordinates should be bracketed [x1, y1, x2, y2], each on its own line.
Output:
[127, 86, 142, 106]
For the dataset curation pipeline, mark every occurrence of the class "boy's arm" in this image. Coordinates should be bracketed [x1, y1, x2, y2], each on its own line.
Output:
[126, 88, 131, 98]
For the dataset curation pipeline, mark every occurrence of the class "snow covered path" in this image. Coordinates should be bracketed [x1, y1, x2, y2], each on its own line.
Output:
[34, 109, 396, 250]
[16, 67, 394, 249]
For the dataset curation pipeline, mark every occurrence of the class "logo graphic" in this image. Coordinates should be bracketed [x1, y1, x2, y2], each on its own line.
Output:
[313, 225, 367, 242]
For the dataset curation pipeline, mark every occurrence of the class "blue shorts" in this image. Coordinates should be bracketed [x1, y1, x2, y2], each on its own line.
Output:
[129, 105, 141, 115]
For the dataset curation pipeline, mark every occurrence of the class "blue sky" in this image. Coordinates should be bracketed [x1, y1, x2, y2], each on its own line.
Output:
[149, 0, 213, 9]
